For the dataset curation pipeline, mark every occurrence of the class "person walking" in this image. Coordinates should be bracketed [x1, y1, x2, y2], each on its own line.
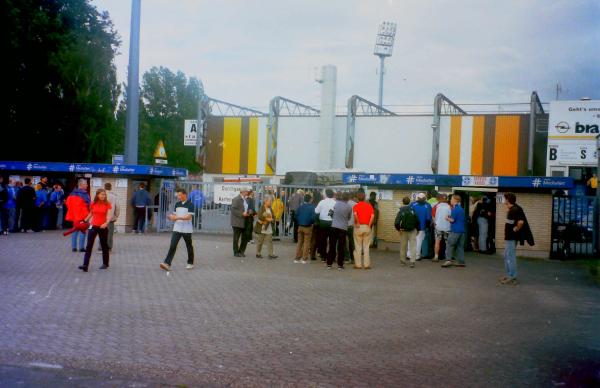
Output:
[442, 195, 466, 268]
[104, 182, 119, 252]
[131, 183, 151, 233]
[231, 187, 251, 257]
[78, 189, 112, 272]
[254, 195, 277, 259]
[500, 192, 534, 285]
[433, 194, 451, 262]
[16, 178, 36, 233]
[65, 179, 91, 252]
[395, 197, 419, 267]
[411, 193, 432, 260]
[159, 188, 195, 271]
[314, 189, 336, 262]
[353, 189, 375, 269]
[329, 192, 352, 270]
[293, 193, 316, 264]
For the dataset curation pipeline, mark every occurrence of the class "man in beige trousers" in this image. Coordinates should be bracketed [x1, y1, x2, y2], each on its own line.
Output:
[352, 189, 375, 269]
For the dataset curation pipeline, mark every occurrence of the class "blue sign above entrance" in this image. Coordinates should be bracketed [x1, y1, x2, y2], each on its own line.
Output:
[0, 161, 188, 178]
[343, 173, 574, 189]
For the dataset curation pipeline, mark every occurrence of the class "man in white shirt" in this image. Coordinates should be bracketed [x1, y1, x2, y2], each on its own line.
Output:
[433, 193, 452, 262]
[160, 188, 195, 271]
[314, 189, 336, 262]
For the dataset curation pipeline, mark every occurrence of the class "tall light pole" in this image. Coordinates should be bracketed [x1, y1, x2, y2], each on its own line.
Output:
[125, 0, 141, 165]
[374, 21, 396, 108]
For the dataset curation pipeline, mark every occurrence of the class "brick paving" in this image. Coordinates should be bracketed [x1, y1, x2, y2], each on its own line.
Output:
[1, 231, 600, 387]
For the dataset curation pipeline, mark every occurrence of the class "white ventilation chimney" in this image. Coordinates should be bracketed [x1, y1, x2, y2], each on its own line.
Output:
[318, 65, 337, 170]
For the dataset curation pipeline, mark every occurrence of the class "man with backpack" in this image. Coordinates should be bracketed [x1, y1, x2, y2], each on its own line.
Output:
[411, 193, 432, 260]
[395, 197, 419, 268]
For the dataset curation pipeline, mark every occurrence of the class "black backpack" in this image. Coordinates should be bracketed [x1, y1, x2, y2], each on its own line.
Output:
[394, 206, 418, 232]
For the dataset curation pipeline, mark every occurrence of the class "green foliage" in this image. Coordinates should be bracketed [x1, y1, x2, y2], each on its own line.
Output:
[2, 0, 121, 162]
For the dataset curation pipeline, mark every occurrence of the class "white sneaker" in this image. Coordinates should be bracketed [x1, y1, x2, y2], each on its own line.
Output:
[301, 260, 309, 264]
[186, 264, 194, 270]
[293, 259, 302, 263]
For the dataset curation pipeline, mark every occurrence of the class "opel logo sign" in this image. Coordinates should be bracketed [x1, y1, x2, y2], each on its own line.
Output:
[555, 121, 570, 133]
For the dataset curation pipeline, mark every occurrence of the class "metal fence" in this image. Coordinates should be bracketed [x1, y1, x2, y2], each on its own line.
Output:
[157, 181, 358, 237]
[550, 195, 596, 259]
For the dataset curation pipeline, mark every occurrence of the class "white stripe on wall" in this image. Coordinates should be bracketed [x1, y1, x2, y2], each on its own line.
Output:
[459, 116, 473, 175]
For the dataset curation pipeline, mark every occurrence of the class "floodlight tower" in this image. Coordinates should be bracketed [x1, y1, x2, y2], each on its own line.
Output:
[374, 21, 397, 108]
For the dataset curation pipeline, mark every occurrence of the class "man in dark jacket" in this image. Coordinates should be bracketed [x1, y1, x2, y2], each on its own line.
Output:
[131, 183, 151, 233]
[17, 178, 36, 232]
[500, 192, 534, 285]
[230, 187, 251, 257]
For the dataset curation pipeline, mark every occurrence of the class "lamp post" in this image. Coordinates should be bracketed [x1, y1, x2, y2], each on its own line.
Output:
[374, 21, 397, 108]
[125, 0, 141, 165]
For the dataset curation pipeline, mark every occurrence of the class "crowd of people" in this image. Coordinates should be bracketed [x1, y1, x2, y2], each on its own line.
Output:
[0, 177, 533, 285]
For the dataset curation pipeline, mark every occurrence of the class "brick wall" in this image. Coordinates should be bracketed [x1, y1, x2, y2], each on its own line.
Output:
[494, 192, 552, 257]
[375, 190, 414, 243]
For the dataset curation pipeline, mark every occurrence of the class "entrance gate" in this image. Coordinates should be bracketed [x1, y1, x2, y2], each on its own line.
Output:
[158, 181, 357, 237]
[550, 195, 596, 259]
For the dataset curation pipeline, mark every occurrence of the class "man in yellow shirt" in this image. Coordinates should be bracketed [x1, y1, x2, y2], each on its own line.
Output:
[587, 173, 597, 195]
[271, 193, 285, 240]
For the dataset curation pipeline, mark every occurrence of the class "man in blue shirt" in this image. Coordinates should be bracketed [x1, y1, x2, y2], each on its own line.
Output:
[131, 183, 151, 233]
[188, 185, 204, 230]
[5, 179, 18, 233]
[411, 193, 432, 260]
[294, 194, 316, 263]
[442, 194, 466, 268]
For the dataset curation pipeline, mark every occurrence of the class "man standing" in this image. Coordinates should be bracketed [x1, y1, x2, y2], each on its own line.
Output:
[231, 187, 251, 257]
[395, 197, 419, 268]
[104, 182, 119, 252]
[433, 194, 451, 262]
[314, 189, 336, 262]
[442, 195, 466, 268]
[500, 192, 534, 285]
[5, 179, 18, 233]
[346, 193, 357, 264]
[49, 183, 65, 230]
[188, 185, 204, 229]
[411, 193, 432, 260]
[294, 194, 316, 264]
[160, 188, 195, 271]
[353, 189, 375, 269]
[368, 192, 379, 249]
[131, 183, 151, 233]
[288, 189, 304, 243]
[0, 177, 8, 235]
[329, 192, 352, 270]
[271, 192, 285, 240]
[65, 179, 90, 252]
[16, 178, 36, 233]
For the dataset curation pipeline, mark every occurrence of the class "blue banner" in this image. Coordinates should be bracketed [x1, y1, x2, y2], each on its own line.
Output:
[343, 173, 573, 189]
[0, 161, 187, 178]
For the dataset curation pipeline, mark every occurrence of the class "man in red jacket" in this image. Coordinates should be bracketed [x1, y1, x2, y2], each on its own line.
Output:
[65, 179, 91, 252]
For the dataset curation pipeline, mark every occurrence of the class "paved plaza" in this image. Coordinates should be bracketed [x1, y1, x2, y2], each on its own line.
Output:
[1, 231, 600, 387]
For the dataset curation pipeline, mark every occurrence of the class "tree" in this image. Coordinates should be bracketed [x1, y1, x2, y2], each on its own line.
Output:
[135, 66, 203, 172]
[1, 0, 120, 162]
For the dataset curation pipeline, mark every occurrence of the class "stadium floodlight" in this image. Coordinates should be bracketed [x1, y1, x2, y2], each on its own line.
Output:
[374, 21, 397, 107]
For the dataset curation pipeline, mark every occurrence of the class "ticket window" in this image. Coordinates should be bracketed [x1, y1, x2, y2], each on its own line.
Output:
[550, 167, 567, 177]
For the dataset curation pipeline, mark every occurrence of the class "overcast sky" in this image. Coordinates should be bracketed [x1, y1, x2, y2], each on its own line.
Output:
[93, 0, 600, 111]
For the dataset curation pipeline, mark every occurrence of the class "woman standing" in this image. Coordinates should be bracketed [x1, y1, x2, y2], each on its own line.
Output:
[254, 195, 278, 259]
[78, 189, 112, 272]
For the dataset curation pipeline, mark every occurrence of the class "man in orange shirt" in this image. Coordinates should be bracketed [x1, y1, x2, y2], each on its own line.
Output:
[353, 189, 375, 269]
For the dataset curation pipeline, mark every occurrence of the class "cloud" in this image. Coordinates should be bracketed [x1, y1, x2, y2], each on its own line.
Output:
[93, 0, 600, 109]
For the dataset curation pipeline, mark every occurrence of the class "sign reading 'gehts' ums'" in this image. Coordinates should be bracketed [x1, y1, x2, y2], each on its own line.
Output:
[213, 184, 245, 205]
[547, 100, 599, 167]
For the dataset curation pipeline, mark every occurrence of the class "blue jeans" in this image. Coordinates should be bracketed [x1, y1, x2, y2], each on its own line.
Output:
[504, 240, 517, 278]
[446, 232, 465, 264]
[71, 230, 86, 250]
